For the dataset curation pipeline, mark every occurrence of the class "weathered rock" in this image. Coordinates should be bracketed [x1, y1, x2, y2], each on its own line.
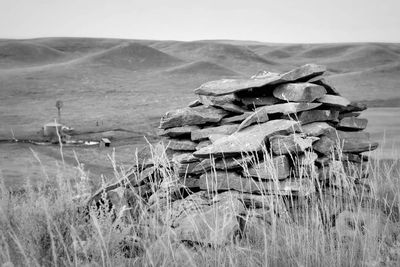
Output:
[194, 64, 326, 96]
[172, 152, 200, 164]
[340, 137, 378, 153]
[308, 77, 341, 95]
[179, 176, 200, 188]
[159, 106, 229, 129]
[176, 162, 200, 177]
[165, 139, 197, 151]
[317, 95, 351, 107]
[196, 140, 212, 151]
[188, 99, 202, 107]
[342, 101, 367, 112]
[279, 63, 326, 82]
[194, 120, 300, 158]
[192, 156, 253, 174]
[338, 112, 361, 120]
[313, 135, 337, 155]
[297, 151, 319, 166]
[221, 112, 252, 124]
[200, 171, 315, 196]
[240, 96, 280, 107]
[171, 191, 245, 245]
[191, 124, 238, 141]
[314, 131, 378, 154]
[269, 134, 319, 155]
[238, 102, 321, 131]
[198, 94, 248, 114]
[158, 125, 200, 138]
[273, 83, 327, 102]
[301, 122, 334, 136]
[337, 117, 368, 131]
[298, 109, 339, 124]
[247, 155, 290, 180]
[209, 134, 229, 143]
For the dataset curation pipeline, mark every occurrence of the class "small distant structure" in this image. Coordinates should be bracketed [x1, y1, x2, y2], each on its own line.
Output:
[100, 138, 111, 148]
[43, 122, 63, 138]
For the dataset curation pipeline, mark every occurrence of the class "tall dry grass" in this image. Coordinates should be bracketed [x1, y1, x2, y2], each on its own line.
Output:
[0, 140, 399, 267]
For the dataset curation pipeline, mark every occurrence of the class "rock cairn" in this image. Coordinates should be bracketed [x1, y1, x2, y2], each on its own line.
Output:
[158, 64, 377, 195]
[90, 64, 379, 245]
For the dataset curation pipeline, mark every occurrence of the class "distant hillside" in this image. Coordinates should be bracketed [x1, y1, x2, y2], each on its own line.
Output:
[0, 37, 399, 140]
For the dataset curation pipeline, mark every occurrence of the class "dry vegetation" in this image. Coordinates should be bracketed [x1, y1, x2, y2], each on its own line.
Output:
[1, 142, 400, 266]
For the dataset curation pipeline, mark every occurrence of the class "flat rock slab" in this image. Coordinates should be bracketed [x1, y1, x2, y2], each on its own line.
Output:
[221, 112, 252, 124]
[192, 156, 253, 174]
[172, 152, 199, 164]
[159, 106, 229, 129]
[191, 124, 238, 141]
[238, 102, 321, 131]
[273, 83, 327, 102]
[164, 139, 198, 151]
[198, 94, 248, 114]
[194, 64, 326, 96]
[247, 155, 290, 180]
[187, 99, 202, 107]
[308, 77, 341, 95]
[200, 171, 315, 196]
[158, 125, 200, 138]
[337, 117, 368, 130]
[317, 95, 351, 107]
[314, 131, 378, 154]
[301, 122, 334, 136]
[193, 120, 300, 158]
[298, 109, 339, 125]
[240, 96, 280, 107]
[269, 134, 319, 155]
[196, 140, 212, 150]
[171, 191, 245, 245]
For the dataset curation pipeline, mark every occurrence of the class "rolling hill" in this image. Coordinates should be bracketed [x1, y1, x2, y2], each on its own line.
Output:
[0, 37, 399, 141]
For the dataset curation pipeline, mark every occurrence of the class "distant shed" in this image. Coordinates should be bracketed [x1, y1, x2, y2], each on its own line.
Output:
[100, 138, 111, 148]
[43, 122, 63, 138]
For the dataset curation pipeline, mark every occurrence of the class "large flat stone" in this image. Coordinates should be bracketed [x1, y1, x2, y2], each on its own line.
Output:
[308, 77, 341, 95]
[301, 122, 334, 136]
[240, 96, 280, 107]
[337, 117, 368, 131]
[157, 125, 200, 138]
[273, 83, 327, 102]
[191, 156, 253, 174]
[164, 139, 198, 151]
[191, 124, 238, 141]
[159, 106, 229, 129]
[171, 191, 245, 245]
[221, 112, 252, 124]
[193, 120, 300, 158]
[238, 102, 321, 131]
[269, 134, 319, 155]
[194, 64, 326, 96]
[247, 155, 290, 180]
[198, 94, 248, 114]
[298, 109, 339, 124]
[200, 171, 315, 196]
[313, 131, 378, 154]
[317, 95, 351, 107]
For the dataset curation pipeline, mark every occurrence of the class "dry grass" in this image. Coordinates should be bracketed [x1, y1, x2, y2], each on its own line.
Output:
[0, 141, 400, 267]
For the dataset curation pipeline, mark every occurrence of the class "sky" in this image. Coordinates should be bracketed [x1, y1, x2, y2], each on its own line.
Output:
[1, 0, 400, 43]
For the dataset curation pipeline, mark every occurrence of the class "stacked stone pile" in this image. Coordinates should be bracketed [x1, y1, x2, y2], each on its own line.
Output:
[90, 63, 379, 245]
[157, 63, 377, 196]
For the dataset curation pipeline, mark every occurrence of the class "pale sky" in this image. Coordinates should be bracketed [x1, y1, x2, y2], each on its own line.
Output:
[1, 0, 399, 43]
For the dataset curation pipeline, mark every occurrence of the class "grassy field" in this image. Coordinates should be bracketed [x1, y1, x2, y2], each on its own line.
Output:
[1, 38, 400, 190]
[1, 38, 400, 265]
